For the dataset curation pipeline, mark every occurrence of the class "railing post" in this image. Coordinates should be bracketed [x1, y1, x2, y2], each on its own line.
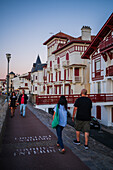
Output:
[36, 95, 39, 105]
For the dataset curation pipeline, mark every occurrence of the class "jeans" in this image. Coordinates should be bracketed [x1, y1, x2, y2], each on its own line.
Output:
[20, 104, 27, 117]
[56, 125, 64, 149]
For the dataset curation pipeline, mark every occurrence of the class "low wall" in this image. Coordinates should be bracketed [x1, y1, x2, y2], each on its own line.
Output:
[0, 96, 8, 150]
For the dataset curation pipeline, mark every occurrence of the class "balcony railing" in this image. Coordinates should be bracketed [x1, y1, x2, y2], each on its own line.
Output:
[62, 60, 70, 67]
[36, 93, 113, 105]
[54, 64, 60, 70]
[99, 35, 113, 51]
[106, 65, 113, 76]
[75, 76, 81, 82]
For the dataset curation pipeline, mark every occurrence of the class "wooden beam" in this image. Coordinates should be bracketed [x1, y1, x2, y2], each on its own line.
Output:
[107, 25, 113, 31]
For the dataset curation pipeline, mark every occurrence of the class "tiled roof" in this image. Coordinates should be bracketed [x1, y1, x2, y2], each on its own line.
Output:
[43, 31, 75, 45]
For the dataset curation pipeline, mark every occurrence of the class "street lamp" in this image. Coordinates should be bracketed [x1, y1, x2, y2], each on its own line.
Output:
[6, 53, 11, 102]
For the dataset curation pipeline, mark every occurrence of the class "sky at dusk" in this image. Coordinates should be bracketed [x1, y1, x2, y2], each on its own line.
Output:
[0, 0, 113, 79]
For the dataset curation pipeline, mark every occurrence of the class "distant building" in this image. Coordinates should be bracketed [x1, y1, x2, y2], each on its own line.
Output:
[12, 72, 31, 95]
[9, 71, 15, 92]
[30, 55, 47, 103]
[82, 13, 113, 127]
[0, 79, 6, 94]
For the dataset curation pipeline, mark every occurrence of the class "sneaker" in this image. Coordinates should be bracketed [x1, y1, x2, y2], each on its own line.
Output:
[84, 145, 88, 150]
[59, 149, 65, 154]
[73, 140, 80, 145]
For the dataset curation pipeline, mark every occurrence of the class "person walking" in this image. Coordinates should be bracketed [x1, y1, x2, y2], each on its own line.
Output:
[9, 91, 17, 118]
[18, 89, 28, 117]
[53, 95, 67, 154]
[72, 89, 92, 150]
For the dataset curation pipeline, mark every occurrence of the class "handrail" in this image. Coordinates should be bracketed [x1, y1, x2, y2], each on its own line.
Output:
[36, 93, 113, 105]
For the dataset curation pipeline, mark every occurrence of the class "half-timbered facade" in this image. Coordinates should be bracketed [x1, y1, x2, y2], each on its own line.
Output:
[43, 27, 95, 96]
[82, 13, 113, 127]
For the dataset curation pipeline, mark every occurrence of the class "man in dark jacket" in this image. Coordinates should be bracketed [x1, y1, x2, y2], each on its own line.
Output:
[18, 89, 28, 117]
[72, 89, 92, 150]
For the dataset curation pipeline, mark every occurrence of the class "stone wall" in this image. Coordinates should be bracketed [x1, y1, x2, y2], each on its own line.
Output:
[0, 96, 8, 149]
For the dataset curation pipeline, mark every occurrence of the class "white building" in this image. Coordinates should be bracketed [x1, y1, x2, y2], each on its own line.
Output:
[35, 27, 95, 113]
[82, 13, 113, 127]
[12, 72, 31, 95]
[30, 55, 47, 103]
[43, 28, 95, 95]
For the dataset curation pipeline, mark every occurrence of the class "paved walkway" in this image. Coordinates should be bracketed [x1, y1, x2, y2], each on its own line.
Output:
[27, 102, 113, 170]
[0, 105, 89, 170]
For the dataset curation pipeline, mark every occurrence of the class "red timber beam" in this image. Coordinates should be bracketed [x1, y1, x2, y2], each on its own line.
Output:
[107, 25, 113, 31]
[107, 51, 113, 60]
[101, 53, 107, 62]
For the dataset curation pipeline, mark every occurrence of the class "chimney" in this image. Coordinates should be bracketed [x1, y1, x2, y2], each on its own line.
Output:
[81, 26, 91, 41]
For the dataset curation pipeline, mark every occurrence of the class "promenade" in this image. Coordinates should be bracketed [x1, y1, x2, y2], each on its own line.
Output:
[0, 102, 113, 170]
[0, 104, 89, 170]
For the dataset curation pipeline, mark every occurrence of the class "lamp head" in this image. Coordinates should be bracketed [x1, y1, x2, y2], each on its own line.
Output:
[6, 53, 11, 62]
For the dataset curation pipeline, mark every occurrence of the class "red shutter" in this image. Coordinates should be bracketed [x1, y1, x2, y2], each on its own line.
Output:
[59, 71, 61, 81]
[50, 61, 52, 67]
[64, 69, 66, 80]
[55, 86, 57, 94]
[56, 72, 57, 81]
[66, 53, 69, 60]
[96, 106, 101, 120]
[49, 74, 50, 82]
[59, 86, 61, 94]
[47, 86, 49, 94]
[57, 57, 60, 64]
[25, 83, 28, 86]
[68, 69, 69, 79]
[51, 73, 53, 82]
[75, 68, 79, 76]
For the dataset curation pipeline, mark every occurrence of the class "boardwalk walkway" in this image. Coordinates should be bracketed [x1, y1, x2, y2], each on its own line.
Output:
[0, 105, 89, 170]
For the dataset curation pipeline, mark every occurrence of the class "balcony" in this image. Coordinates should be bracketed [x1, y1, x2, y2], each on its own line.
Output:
[106, 65, 113, 76]
[62, 60, 70, 67]
[99, 35, 113, 51]
[47, 67, 52, 72]
[75, 76, 81, 83]
[36, 93, 113, 105]
[54, 64, 60, 70]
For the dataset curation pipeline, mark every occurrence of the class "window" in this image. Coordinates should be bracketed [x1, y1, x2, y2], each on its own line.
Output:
[95, 60, 100, 71]
[25, 83, 28, 86]
[35, 86, 37, 91]
[75, 68, 79, 76]
[36, 76, 37, 80]
[95, 60, 101, 77]
[97, 82, 101, 94]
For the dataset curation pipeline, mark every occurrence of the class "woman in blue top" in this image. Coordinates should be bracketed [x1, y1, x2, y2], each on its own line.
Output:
[54, 95, 67, 154]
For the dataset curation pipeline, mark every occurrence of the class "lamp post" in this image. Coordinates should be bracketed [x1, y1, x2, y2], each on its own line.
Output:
[6, 53, 11, 102]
